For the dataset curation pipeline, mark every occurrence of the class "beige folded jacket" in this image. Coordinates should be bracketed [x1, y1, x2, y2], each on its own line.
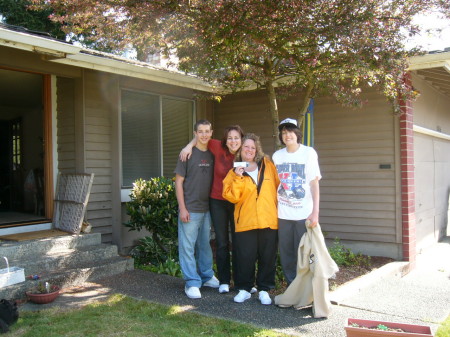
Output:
[274, 223, 339, 318]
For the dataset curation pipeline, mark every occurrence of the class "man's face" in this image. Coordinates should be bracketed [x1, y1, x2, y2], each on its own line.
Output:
[195, 124, 212, 146]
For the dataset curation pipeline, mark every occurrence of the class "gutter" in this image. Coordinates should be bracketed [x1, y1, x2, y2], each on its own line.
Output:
[0, 27, 213, 92]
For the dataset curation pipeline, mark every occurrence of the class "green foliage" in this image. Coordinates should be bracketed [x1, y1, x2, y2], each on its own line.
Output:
[274, 254, 286, 290]
[130, 236, 178, 267]
[0, 0, 66, 39]
[328, 238, 371, 268]
[148, 258, 182, 278]
[125, 177, 179, 268]
[437, 315, 450, 337]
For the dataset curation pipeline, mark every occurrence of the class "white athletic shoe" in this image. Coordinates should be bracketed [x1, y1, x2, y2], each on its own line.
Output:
[258, 290, 272, 305]
[185, 286, 201, 299]
[234, 290, 251, 303]
[219, 284, 230, 293]
[203, 275, 220, 288]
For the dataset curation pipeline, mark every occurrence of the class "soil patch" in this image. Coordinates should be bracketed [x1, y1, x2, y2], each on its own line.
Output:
[270, 255, 395, 296]
[329, 256, 395, 290]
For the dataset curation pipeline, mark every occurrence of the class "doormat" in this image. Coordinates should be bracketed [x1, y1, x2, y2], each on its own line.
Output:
[0, 229, 70, 242]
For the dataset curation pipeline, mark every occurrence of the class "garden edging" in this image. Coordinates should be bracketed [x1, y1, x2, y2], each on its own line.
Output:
[329, 261, 410, 305]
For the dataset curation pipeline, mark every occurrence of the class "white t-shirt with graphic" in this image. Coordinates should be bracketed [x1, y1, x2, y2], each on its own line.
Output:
[272, 145, 321, 220]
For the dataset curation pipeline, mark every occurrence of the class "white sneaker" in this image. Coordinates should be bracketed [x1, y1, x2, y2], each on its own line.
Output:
[185, 286, 201, 299]
[234, 290, 251, 303]
[250, 287, 257, 294]
[219, 284, 229, 293]
[258, 290, 272, 305]
[203, 275, 220, 288]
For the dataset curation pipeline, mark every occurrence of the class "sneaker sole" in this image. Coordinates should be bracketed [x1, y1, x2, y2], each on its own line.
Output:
[185, 293, 201, 299]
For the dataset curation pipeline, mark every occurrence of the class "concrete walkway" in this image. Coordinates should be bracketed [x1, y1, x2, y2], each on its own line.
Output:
[20, 237, 450, 337]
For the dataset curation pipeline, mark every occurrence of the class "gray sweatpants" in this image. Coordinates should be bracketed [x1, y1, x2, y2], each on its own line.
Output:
[278, 218, 307, 284]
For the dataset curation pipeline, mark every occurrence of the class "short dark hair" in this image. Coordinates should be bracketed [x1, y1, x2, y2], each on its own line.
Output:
[194, 119, 212, 131]
[221, 125, 245, 150]
[279, 125, 303, 145]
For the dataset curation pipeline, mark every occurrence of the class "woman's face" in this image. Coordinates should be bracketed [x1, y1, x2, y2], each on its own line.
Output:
[226, 130, 242, 154]
[241, 139, 256, 162]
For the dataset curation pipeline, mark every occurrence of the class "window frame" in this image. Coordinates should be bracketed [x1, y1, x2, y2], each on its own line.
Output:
[119, 88, 196, 202]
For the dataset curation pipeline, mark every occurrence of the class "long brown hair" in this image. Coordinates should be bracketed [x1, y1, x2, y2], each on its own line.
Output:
[221, 125, 245, 151]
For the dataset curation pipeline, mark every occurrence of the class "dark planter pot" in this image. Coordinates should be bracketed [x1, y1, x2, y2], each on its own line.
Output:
[345, 318, 433, 337]
[26, 289, 60, 304]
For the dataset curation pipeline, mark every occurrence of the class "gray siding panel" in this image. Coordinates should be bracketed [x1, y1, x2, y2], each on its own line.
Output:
[315, 95, 397, 243]
[214, 90, 398, 247]
[412, 73, 450, 250]
[56, 77, 76, 173]
[83, 71, 114, 240]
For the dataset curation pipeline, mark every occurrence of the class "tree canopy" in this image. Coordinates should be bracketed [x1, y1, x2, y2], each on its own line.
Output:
[33, 0, 450, 148]
[0, 0, 65, 39]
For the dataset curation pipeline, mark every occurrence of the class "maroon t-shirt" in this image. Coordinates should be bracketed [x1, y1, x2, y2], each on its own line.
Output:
[208, 139, 234, 200]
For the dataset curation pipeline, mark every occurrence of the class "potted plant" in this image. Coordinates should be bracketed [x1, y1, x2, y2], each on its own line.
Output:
[26, 281, 60, 304]
[345, 318, 433, 337]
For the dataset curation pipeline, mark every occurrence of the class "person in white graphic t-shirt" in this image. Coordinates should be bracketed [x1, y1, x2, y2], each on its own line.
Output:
[272, 118, 322, 285]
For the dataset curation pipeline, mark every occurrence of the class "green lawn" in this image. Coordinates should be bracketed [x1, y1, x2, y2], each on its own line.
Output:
[436, 315, 450, 337]
[10, 294, 289, 337]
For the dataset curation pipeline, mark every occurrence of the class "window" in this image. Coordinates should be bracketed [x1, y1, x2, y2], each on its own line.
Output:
[121, 90, 194, 188]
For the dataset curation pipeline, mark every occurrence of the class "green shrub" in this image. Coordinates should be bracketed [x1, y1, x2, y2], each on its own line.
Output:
[125, 177, 179, 265]
[328, 238, 371, 268]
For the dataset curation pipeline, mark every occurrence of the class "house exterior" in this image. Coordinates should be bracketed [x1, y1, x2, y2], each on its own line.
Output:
[1, 24, 448, 265]
[212, 51, 450, 264]
[0, 24, 214, 252]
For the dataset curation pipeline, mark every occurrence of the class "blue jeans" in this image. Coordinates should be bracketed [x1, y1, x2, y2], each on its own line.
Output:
[178, 212, 214, 288]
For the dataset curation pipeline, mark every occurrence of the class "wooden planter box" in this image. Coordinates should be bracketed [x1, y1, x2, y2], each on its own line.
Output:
[345, 318, 433, 337]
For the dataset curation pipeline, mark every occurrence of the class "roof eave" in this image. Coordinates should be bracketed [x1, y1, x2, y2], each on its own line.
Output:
[0, 27, 214, 92]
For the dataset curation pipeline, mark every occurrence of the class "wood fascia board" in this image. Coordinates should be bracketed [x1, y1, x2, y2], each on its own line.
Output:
[50, 53, 214, 92]
[0, 27, 214, 92]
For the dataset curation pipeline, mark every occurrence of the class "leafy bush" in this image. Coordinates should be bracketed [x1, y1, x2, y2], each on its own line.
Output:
[125, 177, 179, 265]
[328, 238, 371, 268]
[130, 236, 178, 267]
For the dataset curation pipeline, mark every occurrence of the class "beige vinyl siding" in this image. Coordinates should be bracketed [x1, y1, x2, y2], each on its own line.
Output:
[213, 90, 301, 154]
[56, 77, 76, 172]
[162, 98, 194, 177]
[214, 90, 398, 244]
[83, 71, 114, 242]
[310, 94, 397, 243]
[412, 73, 450, 250]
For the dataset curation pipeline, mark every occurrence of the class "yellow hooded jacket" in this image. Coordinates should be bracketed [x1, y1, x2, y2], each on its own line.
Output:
[222, 157, 280, 232]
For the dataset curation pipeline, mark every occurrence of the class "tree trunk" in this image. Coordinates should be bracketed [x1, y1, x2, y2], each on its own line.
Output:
[266, 79, 281, 151]
[297, 82, 314, 130]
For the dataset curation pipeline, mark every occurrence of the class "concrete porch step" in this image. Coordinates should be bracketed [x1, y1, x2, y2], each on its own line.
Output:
[0, 232, 134, 300]
[0, 233, 102, 262]
[12, 244, 120, 277]
[0, 255, 134, 300]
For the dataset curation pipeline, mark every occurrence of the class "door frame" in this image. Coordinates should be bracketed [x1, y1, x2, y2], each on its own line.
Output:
[0, 67, 53, 226]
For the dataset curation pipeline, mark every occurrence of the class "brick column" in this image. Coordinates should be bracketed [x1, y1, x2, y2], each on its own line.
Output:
[399, 76, 416, 268]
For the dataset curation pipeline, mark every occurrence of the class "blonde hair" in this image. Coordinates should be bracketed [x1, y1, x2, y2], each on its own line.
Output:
[235, 133, 265, 163]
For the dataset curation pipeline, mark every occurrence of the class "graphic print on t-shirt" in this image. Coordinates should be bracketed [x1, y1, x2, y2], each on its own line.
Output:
[276, 162, 306, 208]
[199, 159, 211, 174]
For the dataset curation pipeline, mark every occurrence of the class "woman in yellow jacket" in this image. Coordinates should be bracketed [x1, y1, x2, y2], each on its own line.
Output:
[222, 133, 280, 305]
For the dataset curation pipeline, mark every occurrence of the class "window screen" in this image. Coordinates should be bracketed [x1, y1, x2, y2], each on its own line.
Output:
[121, 90, 160, 187]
